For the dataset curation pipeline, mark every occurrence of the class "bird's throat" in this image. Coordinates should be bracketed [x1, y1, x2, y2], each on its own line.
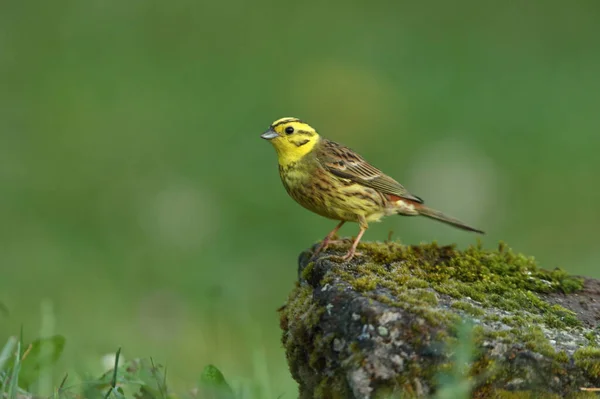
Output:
[276, 137, 319, 168]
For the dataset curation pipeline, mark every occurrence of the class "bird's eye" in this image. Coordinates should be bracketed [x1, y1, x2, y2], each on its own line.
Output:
[285, 126, 294, 135]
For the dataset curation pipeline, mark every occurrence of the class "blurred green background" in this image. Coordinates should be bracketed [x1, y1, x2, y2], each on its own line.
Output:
[2, 0, 600, 396]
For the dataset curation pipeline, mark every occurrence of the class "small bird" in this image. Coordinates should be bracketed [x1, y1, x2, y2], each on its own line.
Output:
[261, 117, 484, 261]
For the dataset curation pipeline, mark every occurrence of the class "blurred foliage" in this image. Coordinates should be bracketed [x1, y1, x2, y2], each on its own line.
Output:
[1, 0, 600, 397]
[1, 338, 175, 399]
[2, 335, 65, 391]
[434, 321, 476, 399]
[0, 334, 274, 398]
[198, 365, 234, 399]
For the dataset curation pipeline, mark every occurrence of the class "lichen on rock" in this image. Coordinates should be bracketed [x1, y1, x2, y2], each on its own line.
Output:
[279, 240, 600, 398]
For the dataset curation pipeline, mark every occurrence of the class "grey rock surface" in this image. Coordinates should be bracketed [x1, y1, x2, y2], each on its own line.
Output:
[278, 241, 600, 398]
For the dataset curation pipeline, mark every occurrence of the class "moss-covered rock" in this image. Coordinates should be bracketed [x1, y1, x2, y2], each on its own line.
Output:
[279, 241, 600, 398]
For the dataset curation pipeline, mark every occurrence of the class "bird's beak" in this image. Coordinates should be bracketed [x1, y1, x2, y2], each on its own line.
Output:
[261, 128, 279, 140]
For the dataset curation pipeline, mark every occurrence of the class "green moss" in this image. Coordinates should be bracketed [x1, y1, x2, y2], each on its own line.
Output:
[301, 261, 315, 281]
[393, 289, 439, 307]
[404, 278, 430, 289]
[485, 313, 501, 323]
[285, 241, 589, 397]
[501, 314, 529, 328]
[451, 300, 485, 317]
[490, 392, 597, 399]
[543, 305, 580, 329]
[570, 394, 600, 399]
[566, 393, 600, 399]
[573, 346, 600, 378]
[324, 241, 582, 332]
[315, 240, 587, 384]
[279, 282, 331, 394]
[583, 331, 598, 346]
[349, 275, 378, 291]
[520, 326, 557, 357]
[554, 350, 569, 363]
[313, 374, 351, 399]
[279, 282, 323, 332]
[490, 391, 561, 399]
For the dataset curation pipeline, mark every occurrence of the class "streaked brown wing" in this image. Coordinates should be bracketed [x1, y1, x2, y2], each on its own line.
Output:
[317, 139, 424, 203]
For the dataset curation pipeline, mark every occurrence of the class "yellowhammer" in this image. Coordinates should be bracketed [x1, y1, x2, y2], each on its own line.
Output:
[261, 117, 484, 261]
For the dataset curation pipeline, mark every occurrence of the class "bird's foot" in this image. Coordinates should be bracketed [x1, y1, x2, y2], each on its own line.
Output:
[341, 249, 363, 262]
[325, 250, 364, 263]
[311, 238, 352, 260]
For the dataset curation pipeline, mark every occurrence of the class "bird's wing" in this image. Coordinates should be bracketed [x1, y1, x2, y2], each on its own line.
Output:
[317, 139, 424, 203]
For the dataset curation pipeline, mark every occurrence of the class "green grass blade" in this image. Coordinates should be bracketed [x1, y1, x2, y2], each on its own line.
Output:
[8, 340, 21, 399]
[149, 357, 168, 399]
[0, 337, 18, 373]
[104, 347, 122, 399]
[0, 337, 18, 397]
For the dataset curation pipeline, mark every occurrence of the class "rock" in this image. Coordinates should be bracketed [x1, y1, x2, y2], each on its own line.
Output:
[278, 241, 600, 398]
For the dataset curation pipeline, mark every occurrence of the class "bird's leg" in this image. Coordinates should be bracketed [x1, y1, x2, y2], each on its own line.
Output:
[340, 218, 368, 262]
[313, 221, 345, 257]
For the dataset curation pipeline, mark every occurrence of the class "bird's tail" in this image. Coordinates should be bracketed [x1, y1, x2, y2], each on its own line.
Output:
[415, 204, 484, 234]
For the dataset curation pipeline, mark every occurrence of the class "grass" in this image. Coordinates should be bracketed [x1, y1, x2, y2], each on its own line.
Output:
[0, 336, 480, 399]
[0, 308, 481, 399]
[0, 330, 273, 399]
[0, 333, 198, 399]
[0, 309, 270, 399]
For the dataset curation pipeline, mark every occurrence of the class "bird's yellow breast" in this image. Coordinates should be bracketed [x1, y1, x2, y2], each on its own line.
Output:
[278, 160, 388, 223]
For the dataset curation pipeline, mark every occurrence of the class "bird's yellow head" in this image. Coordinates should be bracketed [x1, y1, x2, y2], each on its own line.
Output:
[261, 117, 320, 166]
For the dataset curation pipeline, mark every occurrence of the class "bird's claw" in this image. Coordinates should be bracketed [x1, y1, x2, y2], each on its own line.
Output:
[324, 251, 364, 263]
[311, 238, 353, 260]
